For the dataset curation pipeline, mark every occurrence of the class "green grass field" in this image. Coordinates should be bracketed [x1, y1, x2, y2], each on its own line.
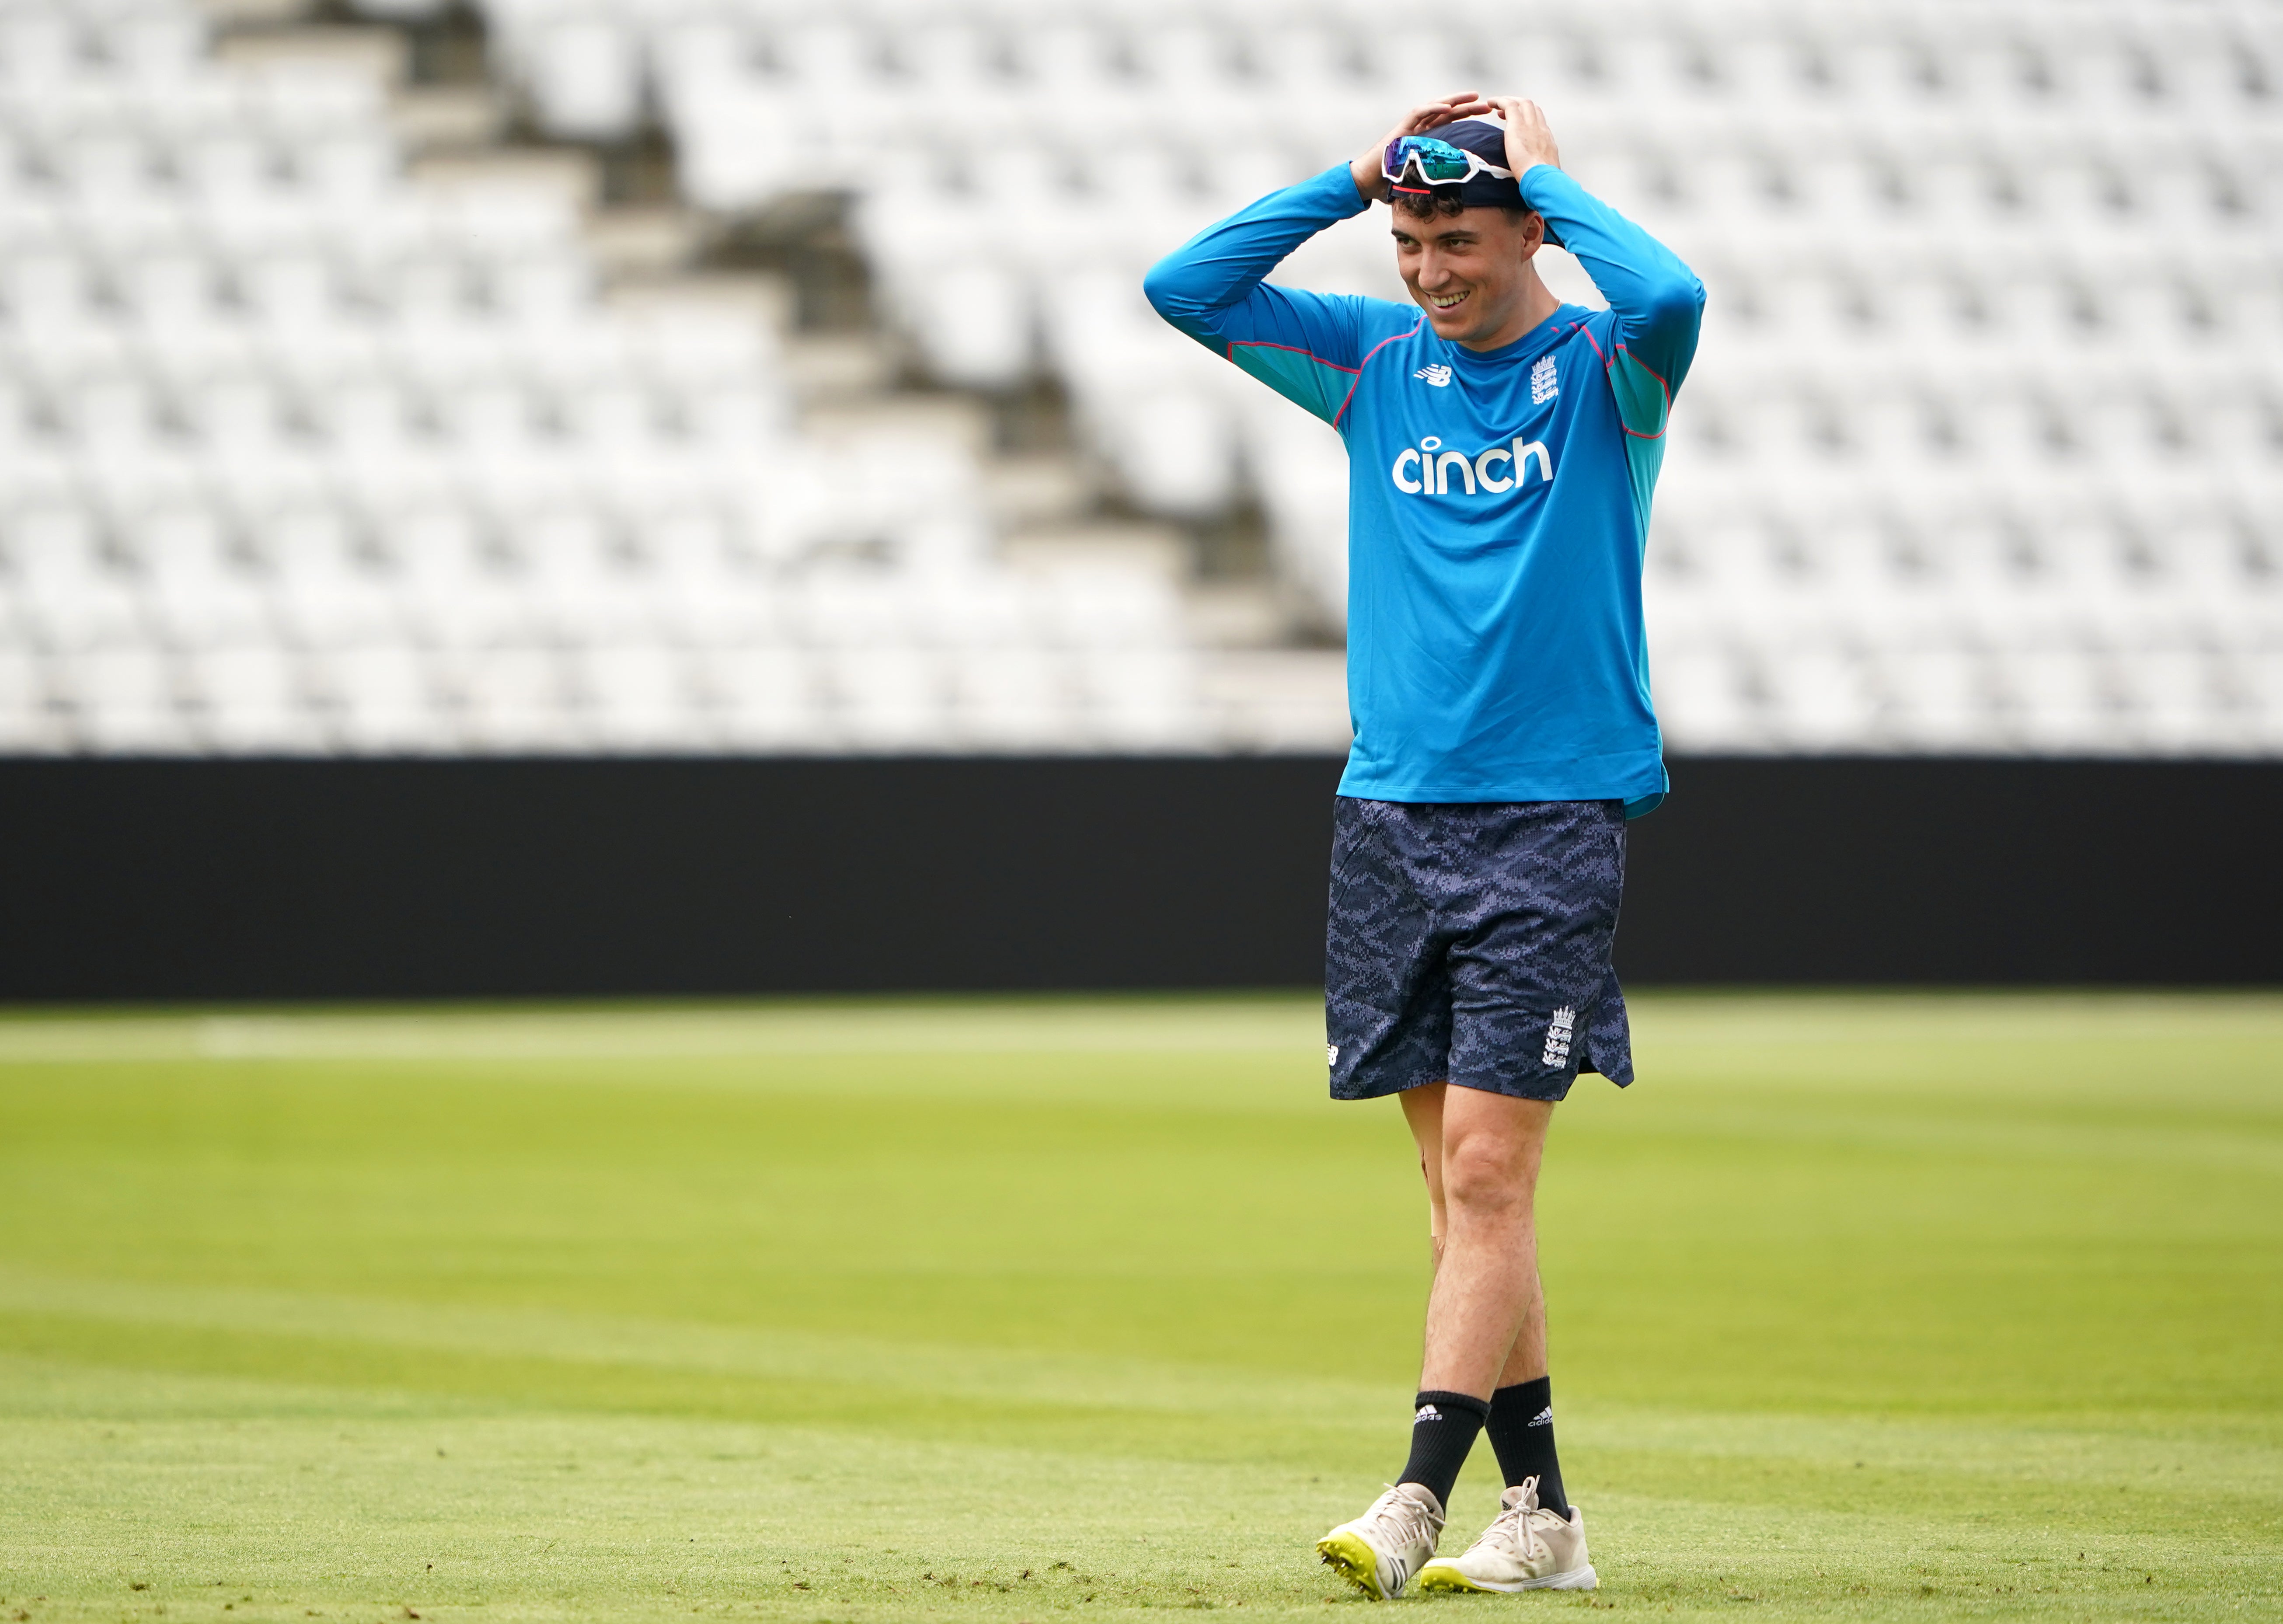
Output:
[2, 993, 2278, 1624]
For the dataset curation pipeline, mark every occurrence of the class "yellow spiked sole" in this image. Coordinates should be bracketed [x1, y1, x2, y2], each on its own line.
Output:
[1417, 1561, 1601, 1594]
[1415, 1564, 1493, 1594]
[1315, 1530, 1389, 1599]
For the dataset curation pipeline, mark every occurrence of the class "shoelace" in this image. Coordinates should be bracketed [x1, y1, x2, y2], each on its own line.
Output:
[1481, 1477, 1553, 1562]
[1363, 1485, 1443, 1552]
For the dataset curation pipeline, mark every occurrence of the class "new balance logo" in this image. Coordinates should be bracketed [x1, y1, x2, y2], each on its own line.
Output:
[1326, 1043, 1339, 1066]
[1527, 1405, 1554, 1428]
[1413, 364, 1453, 387]
[1540, 1006, 1575, 1068]
[1530, 353, 1558, 404]
[1415, 1404, 1442, 1424]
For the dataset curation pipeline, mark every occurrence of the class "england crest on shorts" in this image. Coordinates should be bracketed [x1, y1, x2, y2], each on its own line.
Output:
[1540, 1006, 1575, 1068]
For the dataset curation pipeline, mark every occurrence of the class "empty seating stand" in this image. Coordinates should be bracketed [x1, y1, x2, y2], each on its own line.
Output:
[460, 0, 2280, 756]
[0, 0, 1208, 755]
[4, 0, 2279, 758]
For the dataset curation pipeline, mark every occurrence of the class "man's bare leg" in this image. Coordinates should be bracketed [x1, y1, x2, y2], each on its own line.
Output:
[1400, 1081, 1551, 1396]
[1398, 1080, 1573, 1525]
[1402, 1083, 1594, 1592]
[1317, 1084, 1580, 1597]
[1398, 1082, 1448, 1272]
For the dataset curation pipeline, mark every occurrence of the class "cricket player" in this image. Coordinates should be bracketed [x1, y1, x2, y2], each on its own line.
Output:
[1143, 94, 1704, 1596]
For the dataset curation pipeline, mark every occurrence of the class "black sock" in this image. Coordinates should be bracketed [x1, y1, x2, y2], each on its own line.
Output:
[1484, 1377, 1568, 1516]
[1397, 1390, 1490, 1512]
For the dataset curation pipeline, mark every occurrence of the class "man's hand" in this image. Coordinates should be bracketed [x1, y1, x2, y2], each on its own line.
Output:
[1350, 91, 1495, 203]
[1487, 98, 1561, 181]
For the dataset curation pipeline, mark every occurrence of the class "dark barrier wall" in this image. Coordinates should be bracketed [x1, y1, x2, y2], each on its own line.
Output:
[1, 756, 2276, 1000]
[0, 756, 1341, 1000]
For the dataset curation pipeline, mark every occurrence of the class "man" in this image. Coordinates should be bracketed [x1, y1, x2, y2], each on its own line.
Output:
[1143, 95, 1704, 1596]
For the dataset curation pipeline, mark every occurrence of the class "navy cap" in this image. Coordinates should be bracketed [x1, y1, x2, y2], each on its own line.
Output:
[1398, 117, 1563, 247]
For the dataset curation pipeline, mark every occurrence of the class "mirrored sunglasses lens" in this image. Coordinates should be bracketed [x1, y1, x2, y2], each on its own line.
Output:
[1394, 138, 1471, 183]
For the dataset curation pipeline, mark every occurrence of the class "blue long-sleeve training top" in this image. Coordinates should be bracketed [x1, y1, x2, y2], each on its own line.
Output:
[1143, 163, 1705, 815]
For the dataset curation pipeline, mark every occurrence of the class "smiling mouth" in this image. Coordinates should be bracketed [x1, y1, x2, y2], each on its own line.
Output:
[1426, 289, 1471, 311]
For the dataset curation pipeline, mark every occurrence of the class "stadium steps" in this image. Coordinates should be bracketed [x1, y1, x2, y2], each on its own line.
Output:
[683, 199, 1312, 652]
[174, 0, 1347, 754]
[582, 205, 705, 282]
[208, 0, 1326, 679]
[211, 18, 404, 79]
[390, 81, 507, 152]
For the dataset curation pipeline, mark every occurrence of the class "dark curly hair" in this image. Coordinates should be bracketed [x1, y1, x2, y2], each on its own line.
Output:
[1392, 187, 1532, 223]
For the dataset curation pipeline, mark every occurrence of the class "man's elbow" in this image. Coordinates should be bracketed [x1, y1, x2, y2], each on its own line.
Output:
[1141, 255, 1191, 322]
[1141, 256, 1224, 349]
[1646, 270, 1706, 331]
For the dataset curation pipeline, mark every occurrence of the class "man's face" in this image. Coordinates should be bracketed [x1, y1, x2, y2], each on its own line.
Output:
[1391, 206, 1546, 348]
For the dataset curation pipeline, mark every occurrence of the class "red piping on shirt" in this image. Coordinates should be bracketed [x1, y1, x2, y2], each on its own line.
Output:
[1610, 343, 1673, 440]
[1331, 321, 1426, 430]
[1226, 338, 1360, 374]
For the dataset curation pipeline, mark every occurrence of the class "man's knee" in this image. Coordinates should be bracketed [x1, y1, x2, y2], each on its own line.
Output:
[1441, 1134, 1535, 1220]
[1440, 1093, 1549, 1216]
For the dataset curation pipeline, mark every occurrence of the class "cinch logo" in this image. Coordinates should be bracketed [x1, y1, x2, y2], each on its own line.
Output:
[1391, 436, 1554, 496]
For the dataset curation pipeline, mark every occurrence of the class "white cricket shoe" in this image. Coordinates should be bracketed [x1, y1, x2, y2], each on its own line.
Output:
[1415, 1477, 1598, 1593]
[1314, 1481, 1445, 1600]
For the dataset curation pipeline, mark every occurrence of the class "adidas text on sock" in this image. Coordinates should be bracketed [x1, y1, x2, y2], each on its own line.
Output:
[1398, 1389, 1491, 1512]
[1485, 1377, 1568, 1516]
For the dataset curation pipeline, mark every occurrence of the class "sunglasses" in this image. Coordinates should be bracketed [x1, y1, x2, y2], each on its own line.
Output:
[1381, 134, 1515, 193]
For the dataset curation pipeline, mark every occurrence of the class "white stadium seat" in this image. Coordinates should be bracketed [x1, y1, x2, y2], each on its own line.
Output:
[708, 645, 829, 750]
[579, 640, 707, 750]
[63, 644, 192, 753]
[186, 644, 324, 753]
[321, 643, 440, 753]
[0, 643, 61, 751]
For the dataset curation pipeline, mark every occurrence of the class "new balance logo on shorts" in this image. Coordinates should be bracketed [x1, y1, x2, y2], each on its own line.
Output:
[1540, 1006, 1576, 1069]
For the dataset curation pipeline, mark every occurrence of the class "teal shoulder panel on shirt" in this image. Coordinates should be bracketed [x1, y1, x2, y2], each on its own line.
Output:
[1608, 348, 1671, 546]
[1229, 339, 1354, 426]
[1608, 348, 1670, 437]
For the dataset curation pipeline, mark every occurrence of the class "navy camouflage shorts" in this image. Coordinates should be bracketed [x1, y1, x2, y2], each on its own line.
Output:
[1326, 797, 1634, 1103]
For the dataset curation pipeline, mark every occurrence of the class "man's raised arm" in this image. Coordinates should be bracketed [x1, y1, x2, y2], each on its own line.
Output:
[1140, 167, 1379, 425]
[1144, 94, 1495, 425]
[1493, 98, 1706, 431]
[1143, 166, 1365, 346]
